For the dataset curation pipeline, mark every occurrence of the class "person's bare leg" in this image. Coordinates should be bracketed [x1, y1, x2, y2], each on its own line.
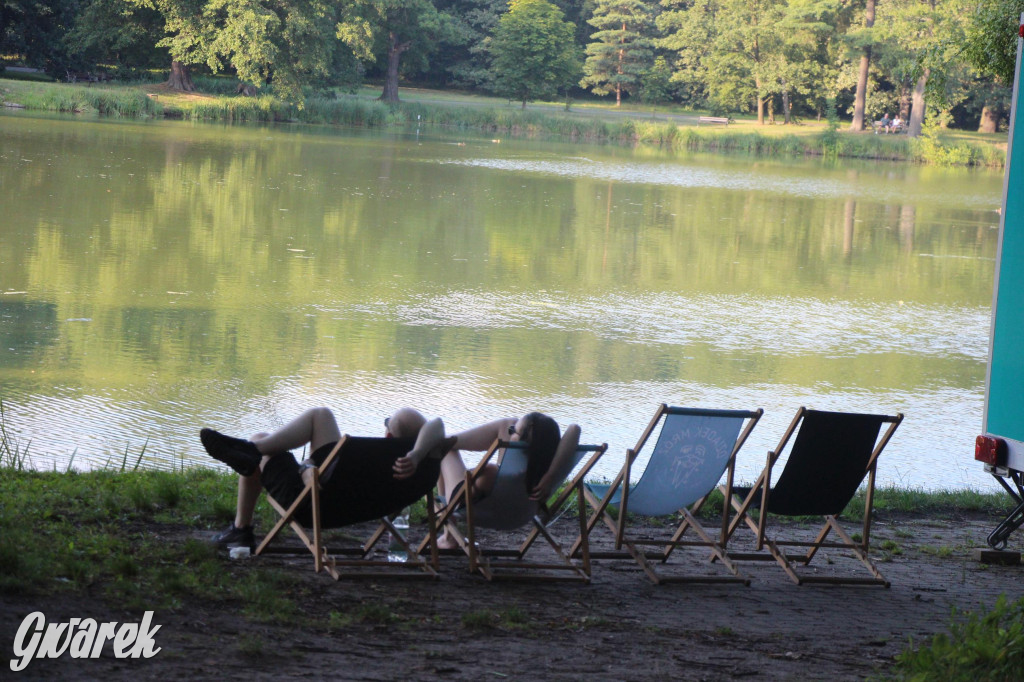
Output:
[232, 409, 342, 528]
[230, 431, 270, 528]
[436, 449, 469, 549]
[251, 406, 342, 456]
[233, 471, 262, 528]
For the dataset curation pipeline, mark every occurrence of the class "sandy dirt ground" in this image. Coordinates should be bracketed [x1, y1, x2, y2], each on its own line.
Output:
[3, 510, 1024, 681]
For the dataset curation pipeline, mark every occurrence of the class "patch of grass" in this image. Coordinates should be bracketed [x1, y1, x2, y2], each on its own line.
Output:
[353, 602, 398, 625]
[920, 545, 955, 558]
[878, 539, 903, 562]
[886, 595, 1024, 681]
[237, 569, 302, 623]
[460, 607, 532, 631]
[0, 399, 32, 470]
[852, 486, 1008, 517]
[879, 540, 903, 555]
[461, 609, 500, 630]
[327, 610, 353, 630]
[237, 633, 266, 657]
[0, 79, 161, 116]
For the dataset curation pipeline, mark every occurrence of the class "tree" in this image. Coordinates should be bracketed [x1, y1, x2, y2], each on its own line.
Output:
[748, 0, 839, 125]
[640, 54, 673, 108]
[580, 0, 655, 106]
[962, 0, 1024, 86]
[0, 0, 86, 77]
[339, 0, 466, 104]
[125, 0, 352, 101]
[489, 0, 582, 108]
[430, 0, 506, 89]
[959, 0, 1023, 131]
[848, 0, 877, 131]
[65, 0, 168, 75]
[657, 0, 718, 109]
[704, 0, 787, 123]
[125, 0, 208, 91]
[875, 0, 970, 137]
[205, 0, 347, 102]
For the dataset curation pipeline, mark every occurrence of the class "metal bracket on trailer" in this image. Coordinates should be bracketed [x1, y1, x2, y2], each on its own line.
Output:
[986, 467, 1024, 549]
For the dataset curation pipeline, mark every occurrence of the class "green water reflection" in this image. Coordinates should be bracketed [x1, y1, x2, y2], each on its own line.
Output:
[0, 112, 1003, 488]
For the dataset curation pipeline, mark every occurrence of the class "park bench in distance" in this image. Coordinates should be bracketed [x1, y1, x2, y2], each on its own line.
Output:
[65, 71, 112, 84]
[698, 116, 730, 126]
[873, 120, 905, 134]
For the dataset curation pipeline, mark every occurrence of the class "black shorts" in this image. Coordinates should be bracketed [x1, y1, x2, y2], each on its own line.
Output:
[260, 436, 441, 528]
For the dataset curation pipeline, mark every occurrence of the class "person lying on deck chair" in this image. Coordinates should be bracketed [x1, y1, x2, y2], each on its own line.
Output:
[434, 412, 581, 549]
[200, 407, 454, 549]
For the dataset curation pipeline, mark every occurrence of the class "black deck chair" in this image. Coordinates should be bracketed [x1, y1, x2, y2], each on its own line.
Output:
[723, 407, 903, 586]
[254, 435, 444, 580]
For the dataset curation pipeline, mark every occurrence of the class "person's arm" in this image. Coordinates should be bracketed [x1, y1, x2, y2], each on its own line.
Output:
[451, 418, 517, 452]
[392, 417, 445, 479]
[529, 424, 581, 501]
[299, 457, 318, 489]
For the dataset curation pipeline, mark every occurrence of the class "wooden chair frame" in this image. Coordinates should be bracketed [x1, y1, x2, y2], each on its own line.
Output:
[417, 439, 607, 582]
[723, 407, 904, 586]
[571, 405, 763, 585]
[254, 435, 440, 580]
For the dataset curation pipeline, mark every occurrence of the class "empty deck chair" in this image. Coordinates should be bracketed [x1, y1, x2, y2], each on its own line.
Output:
[571, 405, 763, 585]
[419, 438, 607, 582]
[254, 435, 446, 580]
[723, 407, 903, 586]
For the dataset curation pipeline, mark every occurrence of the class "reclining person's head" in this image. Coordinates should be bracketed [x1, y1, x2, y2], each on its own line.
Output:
[514, 412, 561, 493]
[386, 408, 426, 438]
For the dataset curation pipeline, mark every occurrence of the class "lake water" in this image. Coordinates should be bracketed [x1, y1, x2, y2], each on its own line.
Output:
[0, 111, 1005, 490]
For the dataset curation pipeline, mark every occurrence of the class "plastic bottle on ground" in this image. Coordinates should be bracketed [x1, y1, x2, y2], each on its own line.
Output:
[387, 508, 410, 563]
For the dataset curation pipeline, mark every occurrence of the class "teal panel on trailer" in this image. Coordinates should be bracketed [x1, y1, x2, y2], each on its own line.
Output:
[985, 16, 1024, 449]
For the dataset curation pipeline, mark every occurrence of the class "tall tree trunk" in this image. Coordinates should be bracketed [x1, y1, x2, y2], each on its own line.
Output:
[979, 105, 1000, 133]
[850, 0, 876, 132]
[899, 80, 911, 120]
[908, 68, 929, 138]
[616, 26, 625, 108]
[380, 34, 410, 104]
[782, 84, 791, 124]
[753, 39, 764, 124]
[166, 60, 194, 92]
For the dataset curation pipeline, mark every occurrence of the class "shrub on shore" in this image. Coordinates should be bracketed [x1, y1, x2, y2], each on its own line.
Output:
[1, 80, 160, 117]
[887, 595, 1024, 681]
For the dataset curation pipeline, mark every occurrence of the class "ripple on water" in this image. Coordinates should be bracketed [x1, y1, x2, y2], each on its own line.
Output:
[387, 290, 989, 360]
[440, 157, 1000, 209]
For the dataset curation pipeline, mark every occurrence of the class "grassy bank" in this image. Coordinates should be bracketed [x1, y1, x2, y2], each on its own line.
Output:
[1, 78, 1006, 167]
[1, 79, 160, 117]
[1, 462, 1022, 677]
[0, 462, 1011, 599]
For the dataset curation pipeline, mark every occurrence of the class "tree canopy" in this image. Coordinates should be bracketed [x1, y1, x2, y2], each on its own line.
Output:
[3, 0, 1022, 132]
[489, 0, 582, 108]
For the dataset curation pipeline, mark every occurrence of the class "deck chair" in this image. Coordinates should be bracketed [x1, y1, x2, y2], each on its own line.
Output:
[723, 407, 903, 586]
[570, 405, 762, 585]
[418, 439, 607, 582]
[254, 435, 442, 580]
